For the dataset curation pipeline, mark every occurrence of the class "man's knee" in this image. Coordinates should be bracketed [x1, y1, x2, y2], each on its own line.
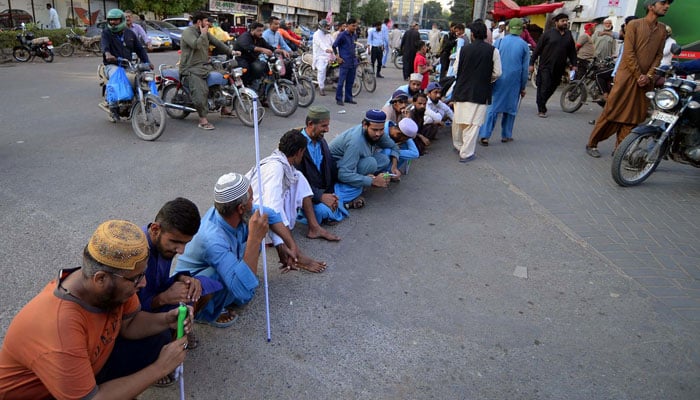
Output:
[357, 157, 379, 175]
[373, 152, 391, 171]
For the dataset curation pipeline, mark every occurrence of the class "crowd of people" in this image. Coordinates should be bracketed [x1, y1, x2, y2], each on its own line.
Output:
[0, 1, 688, 397]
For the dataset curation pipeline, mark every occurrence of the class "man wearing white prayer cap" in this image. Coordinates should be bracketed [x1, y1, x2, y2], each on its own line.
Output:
[175, 172, 328, 327]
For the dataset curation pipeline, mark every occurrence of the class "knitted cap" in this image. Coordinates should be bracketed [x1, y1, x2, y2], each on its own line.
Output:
[214, 172, 250, 204]
[365, 109, 387, 123]
[307, 106, 330, 121]
[398, 118, 418, 138]
[409, 73, 423, 82]
[87, 220, 148, 271]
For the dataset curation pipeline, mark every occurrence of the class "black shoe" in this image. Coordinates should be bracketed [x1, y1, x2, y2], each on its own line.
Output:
[585, 146, 601, 158]
[336, 100, 344, 106]
[377, 74, 384, 78]
[345, 100, 357, 104]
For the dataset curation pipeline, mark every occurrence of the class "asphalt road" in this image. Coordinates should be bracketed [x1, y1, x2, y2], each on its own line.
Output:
[0, 52, 699, 399]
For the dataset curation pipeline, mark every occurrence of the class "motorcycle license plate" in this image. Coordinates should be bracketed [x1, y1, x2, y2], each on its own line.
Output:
[47, 45, 53, 49]
[651, 110, 678, 124]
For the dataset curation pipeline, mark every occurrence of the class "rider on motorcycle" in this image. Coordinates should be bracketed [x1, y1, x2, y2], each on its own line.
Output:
[101, 8, 151, 121]
[233, 22, 275, 85]
[180, 11, 237, 130]
[312, 20, 334, 96]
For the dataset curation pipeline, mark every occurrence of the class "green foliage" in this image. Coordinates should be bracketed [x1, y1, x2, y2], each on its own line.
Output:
[120, 0, 206, 19]
[423, 1, 445, 29]
[357, 0, 388, 25]
[0, 27, 85, 49]
[340, 0, 361, 22]
[450, 0, 474, 24]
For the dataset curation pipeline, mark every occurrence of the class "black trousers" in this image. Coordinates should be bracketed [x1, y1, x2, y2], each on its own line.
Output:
[535, 66, 563, 113]
[95, 329, 171, 384]
[403, 50, 416, 80]
[439, 52, 451, 80]
[371, 46, 383, 76]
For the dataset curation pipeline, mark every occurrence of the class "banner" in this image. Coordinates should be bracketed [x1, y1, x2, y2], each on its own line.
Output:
[209, 0, 258, 15]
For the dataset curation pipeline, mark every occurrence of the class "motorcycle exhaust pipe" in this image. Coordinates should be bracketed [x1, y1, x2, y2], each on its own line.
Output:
[162, 102, 197, 113]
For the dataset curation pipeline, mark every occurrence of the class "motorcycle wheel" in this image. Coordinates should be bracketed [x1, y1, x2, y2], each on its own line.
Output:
[560, 82, 586, 113]
[363, 69, 376, 93]
[299, 64, 316, 82]
[611, 131, 665, 187]
[161, 85, 191, 119]
[89, 41, 101, 54]
[351, 70, 363, 97]
[42, 48, 54, 63]
[234, 90, 264, 127]
[131, 98, 166, 141]
[58, 43, 74, 57]
[12, 46, 31, 62]
[296, 77, 315, 107]
[394, 55, 403, 69]
[266, 79, 298, 117]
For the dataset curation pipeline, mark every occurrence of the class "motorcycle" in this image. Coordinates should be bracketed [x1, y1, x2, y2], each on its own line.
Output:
[560, 57, 615, 113]
[13, 23, 54, 63]
[97, 58, 166, 141]
[355, 44, 377, 95]
[611, 66, 700, 187]
[298, 44, 367, 97]
[252, 55, 299, 117]
[284, 53, 315, 107]
[158, 56, 263, 127]
[392, 48, 402, 69]
[57, 28, 101, 57]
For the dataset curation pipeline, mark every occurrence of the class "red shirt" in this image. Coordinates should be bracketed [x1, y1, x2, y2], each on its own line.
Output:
[413, 52, 430, 89]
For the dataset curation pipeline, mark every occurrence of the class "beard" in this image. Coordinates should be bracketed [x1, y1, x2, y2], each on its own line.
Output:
[97, 280, 126, 310]
[363, 128, 381, 144]
[154, 234, 176, 260]
[242, 207, 254, 224]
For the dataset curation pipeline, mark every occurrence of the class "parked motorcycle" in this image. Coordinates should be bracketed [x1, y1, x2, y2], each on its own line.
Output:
[97, 58, 166, 141]
[57, 28, 101, 57]
[299, 50, 363, 97]
[611, 66, 700, 186]
[392, 48, 402, 69]
[13, 23, 54, 63]
[356, 44, 377, 94]
[560, 57, 615, 113]
[253, 55, 298, 117]
[159, 56, 263, 127]
[284, 53, 315, 107]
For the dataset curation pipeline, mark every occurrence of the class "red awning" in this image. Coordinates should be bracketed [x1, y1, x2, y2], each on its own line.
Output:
[491, 1, 565, 20]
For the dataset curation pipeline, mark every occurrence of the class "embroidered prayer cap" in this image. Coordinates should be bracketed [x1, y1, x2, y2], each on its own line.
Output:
[409, 73, 423, 82]
[307, 106, 330, 121]
[365, 109, 387, 123]
[426, 82, 441, 93]
[214, 172, 250, 204]
[87, 220, 148, 271]
[391, 90, 409, 103]
[508, 18, 524, 35]
[398, 118, 418, 138]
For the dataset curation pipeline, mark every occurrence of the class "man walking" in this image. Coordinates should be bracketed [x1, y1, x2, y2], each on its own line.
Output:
[586, 0, 671, 157]
[46, 3, 60, 29]
[451, 21, 502, 162]
[333, 18, 359, 106]
[529, 13, 576, 118]
[367, 21, 385, 78]
[479, 18, 529, 145]
[400, 22, 421, 80]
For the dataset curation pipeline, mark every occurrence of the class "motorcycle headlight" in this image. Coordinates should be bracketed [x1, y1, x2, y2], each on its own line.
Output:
[654, 88, 678, 110]
[274, 59, 283, 72]
[233, 67, 243, 78]
[142, 72, 155, 82]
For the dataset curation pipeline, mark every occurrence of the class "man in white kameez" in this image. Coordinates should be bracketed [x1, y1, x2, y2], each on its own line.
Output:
[313, 20, 335, 96]
[246, 130, 340, 244]
[451, 21, 501, 162]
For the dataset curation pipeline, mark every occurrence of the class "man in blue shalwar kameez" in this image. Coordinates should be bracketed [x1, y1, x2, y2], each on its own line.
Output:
[479, 18, 530, 145]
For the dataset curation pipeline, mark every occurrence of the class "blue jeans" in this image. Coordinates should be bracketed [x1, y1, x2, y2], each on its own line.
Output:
[336, 66, 357, 102]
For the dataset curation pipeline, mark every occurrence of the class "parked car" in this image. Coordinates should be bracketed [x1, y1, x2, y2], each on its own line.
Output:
[143, 20, 181, 48]
[93, 21, 172, 51]
[0, 9, 33, 29]
[162, 17, 189, 31]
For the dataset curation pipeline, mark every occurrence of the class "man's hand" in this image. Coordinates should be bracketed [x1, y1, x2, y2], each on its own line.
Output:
[370, 174, 389, 188]
[320, 193, 339, 211]
[247, 210, 269, 245]
[390, 166, 402, 180]
[199, 24, 208, 36]
[261, 48, 273, 57]
[156, 282, 192, 306]
[177, 275, 202, 302]
[164, 305, 194, 333]
[528, 65, 534, 73]
[105, 52, 116, 62]
[154, 337, 188, 377]
[337, 56, 344, 64]
[520, 89, 526, 98]
[637, 74, 651, 87]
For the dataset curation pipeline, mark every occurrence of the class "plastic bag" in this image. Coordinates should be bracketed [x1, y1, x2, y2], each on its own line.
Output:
[106, 66, 133, 103]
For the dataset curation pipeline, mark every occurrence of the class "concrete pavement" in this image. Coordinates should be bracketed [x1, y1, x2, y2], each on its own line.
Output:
[0, 54, 698, 399]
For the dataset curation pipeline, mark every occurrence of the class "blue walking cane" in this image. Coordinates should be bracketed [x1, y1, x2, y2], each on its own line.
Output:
[174, 302, 187, 400]
[251, 93, 272, 342]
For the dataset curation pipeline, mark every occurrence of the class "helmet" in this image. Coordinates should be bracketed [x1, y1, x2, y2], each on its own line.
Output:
[665, 25, 672, 36]
[106, 9, 126, 34]
[318, 20, 330, 32]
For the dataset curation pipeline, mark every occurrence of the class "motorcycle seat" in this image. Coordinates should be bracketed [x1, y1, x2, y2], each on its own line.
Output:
[162, 69, 180, 81]
[31, 37, 50, 45]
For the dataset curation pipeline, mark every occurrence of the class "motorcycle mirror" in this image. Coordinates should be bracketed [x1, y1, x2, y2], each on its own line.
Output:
[670, 43, 682, 56]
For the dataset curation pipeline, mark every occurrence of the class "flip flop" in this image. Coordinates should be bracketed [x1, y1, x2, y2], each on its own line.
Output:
[198, 122, 215, 130]
[154, 372, 175, 388]
[195, 309, 238, 328]
[220, 111, 237, 118]
[344, 196, 365, 209]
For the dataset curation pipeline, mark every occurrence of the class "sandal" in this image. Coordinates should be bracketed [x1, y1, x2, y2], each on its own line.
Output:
[195, 309, 238, 328]
[220, 110, 237, 118]
[154, 372, 175, 388]
[198, 122, 215, 130]
[479, 138, 489, 146]
[344, 196, 365, 209]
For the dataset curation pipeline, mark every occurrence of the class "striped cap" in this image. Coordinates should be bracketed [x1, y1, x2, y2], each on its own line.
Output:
[214, 172, 250, 204]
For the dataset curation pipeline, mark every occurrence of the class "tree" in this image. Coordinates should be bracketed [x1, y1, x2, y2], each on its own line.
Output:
[118, 0, 206, 19]
[449, 0, 474, 24]
[340, 0, 361, 21]
[357, 0, 388, 25]
[422, 0, 444, 29]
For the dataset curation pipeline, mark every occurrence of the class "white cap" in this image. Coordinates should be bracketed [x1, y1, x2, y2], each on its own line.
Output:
[214, 172, 250, 204]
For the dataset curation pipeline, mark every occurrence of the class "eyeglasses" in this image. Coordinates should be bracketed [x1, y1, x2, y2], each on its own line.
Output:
[109, 271, 146, 286]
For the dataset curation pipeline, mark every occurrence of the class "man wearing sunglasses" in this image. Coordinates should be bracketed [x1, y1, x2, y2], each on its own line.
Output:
[0, 220, 192, 399]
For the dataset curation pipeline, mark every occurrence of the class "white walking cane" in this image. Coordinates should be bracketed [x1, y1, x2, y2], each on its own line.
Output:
[251, 93, 272, 342]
